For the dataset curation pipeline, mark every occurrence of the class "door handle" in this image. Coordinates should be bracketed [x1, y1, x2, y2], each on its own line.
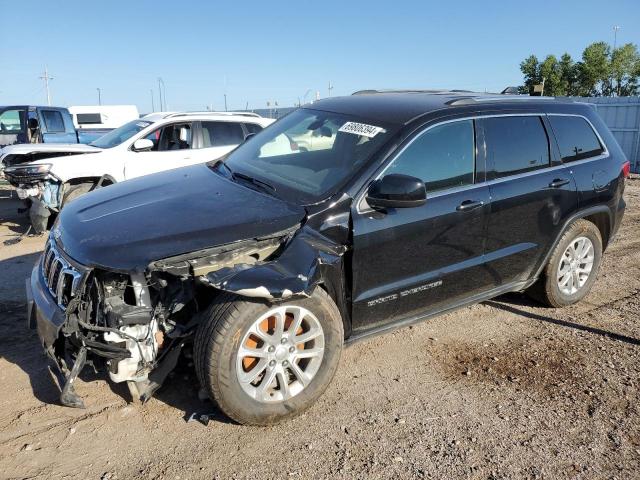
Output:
[456, 200, 484, 212]
[548, 178, 570, 188]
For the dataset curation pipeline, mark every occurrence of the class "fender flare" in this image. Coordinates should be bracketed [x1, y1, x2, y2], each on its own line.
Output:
[531, 205, 613, 282]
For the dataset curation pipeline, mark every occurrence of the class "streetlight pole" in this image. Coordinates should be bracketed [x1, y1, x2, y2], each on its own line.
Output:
[224, 94, 227, 111]
[96, 88, 102, 105]
[150, 89, 155, 112]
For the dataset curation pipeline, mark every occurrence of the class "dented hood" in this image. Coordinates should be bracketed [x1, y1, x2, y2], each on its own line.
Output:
[55, 164, 306, 272]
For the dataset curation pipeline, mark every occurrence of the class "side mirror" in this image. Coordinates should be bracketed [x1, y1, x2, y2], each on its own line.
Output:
[366, 174, 426, 209]
[132, 138, 154, 152]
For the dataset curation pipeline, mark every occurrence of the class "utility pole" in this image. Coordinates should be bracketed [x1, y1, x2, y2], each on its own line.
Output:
[39, 66, 53, 106]
[328, 81, 334, 97]
[96, 88, 102, 105]
[157, 77, 166, 111]
[150, 89, 155, 112]
[613, 25, 621, 50]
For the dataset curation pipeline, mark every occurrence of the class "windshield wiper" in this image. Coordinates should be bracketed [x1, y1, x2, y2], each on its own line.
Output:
[233, 171, 278, 196]
[212, 159, 278, 197]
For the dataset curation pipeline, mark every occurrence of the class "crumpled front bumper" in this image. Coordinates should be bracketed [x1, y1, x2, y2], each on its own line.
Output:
[26, 258, 66, 350]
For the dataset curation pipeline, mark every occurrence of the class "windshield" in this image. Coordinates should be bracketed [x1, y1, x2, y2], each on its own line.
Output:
[89, 119, 153, 149]
[223, 108, 397, 204]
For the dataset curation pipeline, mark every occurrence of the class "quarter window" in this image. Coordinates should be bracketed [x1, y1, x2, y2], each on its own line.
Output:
[42, 110, 66, 133]
[482, 116, 550, 178]
[201, 121, 245, 147]
[548, 115, 604, 162]
[385, 120, 475, 192]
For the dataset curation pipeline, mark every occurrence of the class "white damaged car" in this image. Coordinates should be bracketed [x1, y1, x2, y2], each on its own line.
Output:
[2, 111, 274, 232]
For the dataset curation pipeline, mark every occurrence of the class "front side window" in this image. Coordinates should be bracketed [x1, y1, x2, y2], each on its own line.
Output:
[42, 110, 65, 133]
[244, 123, 263, 135]
[482, 116, 550, 178]
[144, 122, 193, 151]
[0, 109, 26, 133]
[548, 115, 604, 162]
[90, 119, 153, 149]
[385, 120, 475, 192]
[200, 121, 244, 147]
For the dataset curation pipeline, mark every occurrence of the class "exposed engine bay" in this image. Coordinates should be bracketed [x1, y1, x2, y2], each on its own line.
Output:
[46, 224, 345, 408]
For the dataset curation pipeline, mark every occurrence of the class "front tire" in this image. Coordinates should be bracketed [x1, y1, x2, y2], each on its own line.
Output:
[528, 219, 602, 307]
[194, 289, 343, 425]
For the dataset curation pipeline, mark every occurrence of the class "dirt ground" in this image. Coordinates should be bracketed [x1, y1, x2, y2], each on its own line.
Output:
[0, 179, 639, 480]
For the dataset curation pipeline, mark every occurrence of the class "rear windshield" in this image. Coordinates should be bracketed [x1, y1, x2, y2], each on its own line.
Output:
[224, 108, 397, 204]
[548, 115, 604, 162]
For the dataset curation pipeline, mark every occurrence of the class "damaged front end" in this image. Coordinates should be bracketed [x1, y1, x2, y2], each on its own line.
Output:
[40, 224, 346, 408]
[3, 163, 61, 233]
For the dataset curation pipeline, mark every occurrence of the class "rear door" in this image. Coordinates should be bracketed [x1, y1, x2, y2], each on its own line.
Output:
[478, 114, 578, 286]
[124, 122, 195, 179]
[351, 118, 493, 331]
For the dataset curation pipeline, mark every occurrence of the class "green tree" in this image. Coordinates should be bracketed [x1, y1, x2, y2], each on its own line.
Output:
[610, 43, 640, 96]
[519, 54, 540, 94]
[579, 42, 611, 96]
[519, 41, 640, 97]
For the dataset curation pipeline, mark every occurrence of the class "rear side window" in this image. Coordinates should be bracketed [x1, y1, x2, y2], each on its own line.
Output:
[482, 116, 550, 178]
[201, 121, 245, 147]
[42, 110, 65, 133]
[548, 115, 604, 162]
[385, 119, 475, 192]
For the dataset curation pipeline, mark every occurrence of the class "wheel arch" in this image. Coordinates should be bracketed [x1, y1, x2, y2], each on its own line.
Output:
[532, 205, 612, 282]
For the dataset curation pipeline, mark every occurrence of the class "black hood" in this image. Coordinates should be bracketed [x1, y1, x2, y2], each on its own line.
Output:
[55, 164, 306, 272]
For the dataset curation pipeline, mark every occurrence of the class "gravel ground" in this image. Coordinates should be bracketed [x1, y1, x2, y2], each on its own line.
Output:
[0, 180, 639, 480]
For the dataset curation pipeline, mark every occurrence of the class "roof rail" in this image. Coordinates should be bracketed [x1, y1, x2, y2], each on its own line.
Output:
[352, 89, 476, 95]
[163, 111, 261, 118]
[446, 95, 557, 106]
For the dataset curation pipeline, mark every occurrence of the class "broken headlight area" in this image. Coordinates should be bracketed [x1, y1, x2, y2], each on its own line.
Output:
[56, 269, 197, 408]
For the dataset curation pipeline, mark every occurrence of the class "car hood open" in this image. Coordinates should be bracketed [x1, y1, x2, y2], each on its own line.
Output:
[55, 163, 306, 272]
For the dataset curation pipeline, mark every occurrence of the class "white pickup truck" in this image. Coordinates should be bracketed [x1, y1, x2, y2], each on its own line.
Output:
[1, 111, 274, 232]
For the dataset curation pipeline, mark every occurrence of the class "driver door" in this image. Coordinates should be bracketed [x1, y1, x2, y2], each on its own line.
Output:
[350, 119, 493, 332]
[124, 122, 194, 179]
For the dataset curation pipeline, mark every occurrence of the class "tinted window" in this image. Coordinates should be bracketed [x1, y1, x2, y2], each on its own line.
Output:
[201, 121, 245, 147]
[42, 110, 65, 133]
[548, 115, 603, 162]
[244, 123, 263, 135]
[483, 116, 550, 178]
[385, 120, 475, 192]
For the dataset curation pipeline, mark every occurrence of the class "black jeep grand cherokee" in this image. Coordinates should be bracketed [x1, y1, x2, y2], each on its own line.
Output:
[27, 91, 629, 425]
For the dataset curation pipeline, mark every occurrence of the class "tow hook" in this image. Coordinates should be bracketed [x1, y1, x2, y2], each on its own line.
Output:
[59, 346, 87, 409]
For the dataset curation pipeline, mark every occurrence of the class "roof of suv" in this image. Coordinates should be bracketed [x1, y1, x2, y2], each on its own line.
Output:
[309, 91, 577, 125]
[141, 111, 270, 124]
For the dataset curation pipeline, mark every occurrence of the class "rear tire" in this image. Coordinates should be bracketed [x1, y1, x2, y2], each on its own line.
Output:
[527, 219, 602, 307]
[194, 289, 343, 425]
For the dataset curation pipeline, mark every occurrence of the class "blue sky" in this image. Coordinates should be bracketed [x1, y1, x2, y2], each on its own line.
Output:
[1, 0, 639, 112]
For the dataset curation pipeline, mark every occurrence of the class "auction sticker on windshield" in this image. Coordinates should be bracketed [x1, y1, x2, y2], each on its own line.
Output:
[338, 122, 386, 138]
